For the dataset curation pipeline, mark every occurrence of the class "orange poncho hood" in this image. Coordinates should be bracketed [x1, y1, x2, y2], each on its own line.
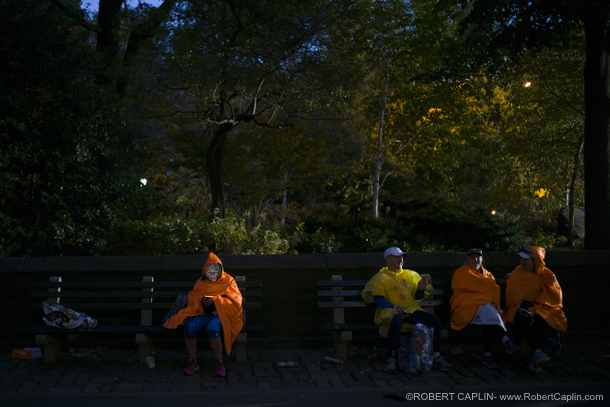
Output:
[450, 264, 501, 331]
[504, 246, 567, 332]
[162, 252, 243, 354]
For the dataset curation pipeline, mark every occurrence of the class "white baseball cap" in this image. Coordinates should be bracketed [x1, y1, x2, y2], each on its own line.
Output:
[516, 247, 534, 260]
[384, 247, 408, 259]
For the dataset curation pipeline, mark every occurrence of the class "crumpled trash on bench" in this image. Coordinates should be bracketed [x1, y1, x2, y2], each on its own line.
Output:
[42, 301, 97, 329]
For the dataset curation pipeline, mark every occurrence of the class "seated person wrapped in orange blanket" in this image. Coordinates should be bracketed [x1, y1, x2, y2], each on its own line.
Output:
[163, 252, 243, 376]
[450, 248, 519, 369]
[504, 246, 567, 373]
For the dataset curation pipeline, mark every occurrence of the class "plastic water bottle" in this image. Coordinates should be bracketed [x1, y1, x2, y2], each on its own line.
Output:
[323, 356, 343, 365]
[277, 361, 298, 367]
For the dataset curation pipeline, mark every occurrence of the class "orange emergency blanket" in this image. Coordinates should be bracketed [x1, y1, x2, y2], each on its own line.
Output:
[162, 252, 243, 354]
[450, 264, 501, 331]
[504, 246, 567, 333]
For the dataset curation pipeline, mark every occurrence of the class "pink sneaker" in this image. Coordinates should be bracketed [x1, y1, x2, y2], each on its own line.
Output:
[213, 361, 226, 377]
[182, 359, 200, 375]
[503, 340, 520, 355]
[482, 355, 499, 369]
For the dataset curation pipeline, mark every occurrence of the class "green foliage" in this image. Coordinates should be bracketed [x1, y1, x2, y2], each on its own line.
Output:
[105, 212, 289, 255]
[294, 199, 535, 253]
[292, 224, 342, 254]
[0, 0, 126, 256]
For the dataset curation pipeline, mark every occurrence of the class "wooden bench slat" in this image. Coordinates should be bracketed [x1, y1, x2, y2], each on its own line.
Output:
[318, 301, 367, 308]
[30, 301, 263, 310]
[321, 323, 378, 331]
[21, 323, 264, 334]
[31, 290, 262, 298]
[418, 300, 444, 307]
[317, 280, 370, 287]
[317, 279, 446, 287]
[317, 290, 363, 296]
[33, 281, 261, 288]
[317, 289, 443, 297]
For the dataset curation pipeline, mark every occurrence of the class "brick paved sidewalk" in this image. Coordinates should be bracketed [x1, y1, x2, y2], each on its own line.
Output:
[1, 336, 608, 395]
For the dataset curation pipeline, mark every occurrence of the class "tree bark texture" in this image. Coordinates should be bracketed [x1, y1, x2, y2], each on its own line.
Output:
[583, 11, 610, 249]
[568, 134, 584, 247]
[207, 124, 233, 218]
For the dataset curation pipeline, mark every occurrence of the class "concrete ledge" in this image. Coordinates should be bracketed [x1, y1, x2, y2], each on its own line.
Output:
[0, 257, 24, 272]
[2, 250, 610, 273]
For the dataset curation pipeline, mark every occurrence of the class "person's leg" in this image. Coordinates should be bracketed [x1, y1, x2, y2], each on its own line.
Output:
[384, 313, 403, 373]
[207, 316, 226, 377]
[533, 314, 551, 351]
[183, 315, 212, 375]
[481, 324, 504, 368]
[206, 316, 224, 361]
[184, 315, 209, 361]
[514, 312, 549, 372]
[513, 311, 540, 350]
[387, 313, 403, 356]
[481, 325, 496, 354]
[404, 311, 442, 353]
[185, 338, 198, 360]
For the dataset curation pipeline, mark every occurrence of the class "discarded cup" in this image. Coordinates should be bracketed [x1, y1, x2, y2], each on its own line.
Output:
[323, 356, 343, 365]
[145, 356, 156, 368]
[450, 346, 463, 355]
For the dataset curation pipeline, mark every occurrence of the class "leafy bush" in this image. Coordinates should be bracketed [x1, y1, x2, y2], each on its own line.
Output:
[293, 226, 342, 253]
[104, 212, 290, 255]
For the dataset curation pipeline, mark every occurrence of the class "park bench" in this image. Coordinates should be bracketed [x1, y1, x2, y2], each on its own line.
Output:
[317, 274, 447, 360]
[22, 276, 262, 363]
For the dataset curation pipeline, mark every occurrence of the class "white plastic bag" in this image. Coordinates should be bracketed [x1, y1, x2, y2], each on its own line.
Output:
[42, 302, 97, 329]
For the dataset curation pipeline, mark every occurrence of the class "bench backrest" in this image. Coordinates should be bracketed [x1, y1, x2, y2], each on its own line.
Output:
[31, 276, 262, 326]
[317, 274, 445, 310]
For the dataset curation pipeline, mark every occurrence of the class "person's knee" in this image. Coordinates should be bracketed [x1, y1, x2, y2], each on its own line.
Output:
[391, 313, 403, 326]
[206, 329, 220, 339]
[206, 317, 222, 339]
[184, 325, 199, 340]
[429, 314, 442, 329]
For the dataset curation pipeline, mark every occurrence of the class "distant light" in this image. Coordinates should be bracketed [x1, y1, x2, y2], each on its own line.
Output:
[140, 178, 147, 186]
[524, 82, 531, 88]
[491, 210, 496, 215]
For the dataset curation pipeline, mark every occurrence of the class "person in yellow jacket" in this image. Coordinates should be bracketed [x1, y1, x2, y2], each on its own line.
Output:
[163, 252, 243, 376]
[504, 246, 567, 373]
[361, 247, 453, 373]
[450, 248, 519, 369]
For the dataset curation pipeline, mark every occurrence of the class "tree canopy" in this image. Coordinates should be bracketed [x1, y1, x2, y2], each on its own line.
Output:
[0, 0, 598, 255]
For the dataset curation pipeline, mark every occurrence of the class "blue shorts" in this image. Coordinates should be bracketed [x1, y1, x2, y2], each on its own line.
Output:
[183, 314, 222, 340]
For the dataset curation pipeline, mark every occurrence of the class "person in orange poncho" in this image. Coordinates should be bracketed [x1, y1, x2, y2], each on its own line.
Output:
[504, 246, 567, 373]
[450, 248, 519, 369]
[163, 252, 243, 377]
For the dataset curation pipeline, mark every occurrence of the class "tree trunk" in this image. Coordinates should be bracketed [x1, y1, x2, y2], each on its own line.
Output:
[567, 134, 584, 247]
[281, 169, 295, 227]
[96, 0, 124, 88]
[583, 14, 610, 250]
[207, 124, 233, 218]
[372, 54, 391, 221]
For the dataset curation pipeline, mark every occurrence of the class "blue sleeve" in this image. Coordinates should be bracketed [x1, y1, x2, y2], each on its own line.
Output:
[415, 289, 425, 300]
[373, 295, 394, 309]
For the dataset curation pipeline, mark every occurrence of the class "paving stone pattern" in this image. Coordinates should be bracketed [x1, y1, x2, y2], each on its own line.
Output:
[1, 339, 608, 394]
